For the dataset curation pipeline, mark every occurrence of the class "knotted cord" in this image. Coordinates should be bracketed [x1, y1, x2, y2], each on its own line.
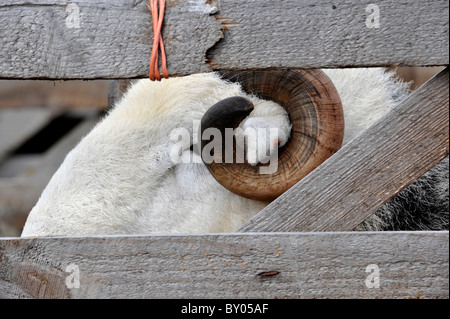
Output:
[148, 0, 168, 81]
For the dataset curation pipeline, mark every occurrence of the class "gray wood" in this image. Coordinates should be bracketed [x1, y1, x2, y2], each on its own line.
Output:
[0, 231, 447, 299]
[0, 80, 111, 109]
[239, 68, 449, 233]
[0, 115, 99, 237]
[207, 0, 449, 70]
[0, 0, 222, 79]
[0, 108, 58, 162]
[0, 0, 448, 80]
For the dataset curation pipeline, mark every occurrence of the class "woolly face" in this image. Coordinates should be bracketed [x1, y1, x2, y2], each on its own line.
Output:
[22, 68, 413, 236]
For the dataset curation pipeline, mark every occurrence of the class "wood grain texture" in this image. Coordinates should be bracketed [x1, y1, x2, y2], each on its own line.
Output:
[0, 0, 222, 79]
[239, 67, 449, 233]
[0, 231, 448, 299]
[0, 108, 57, 161]
[0, 80, 111, 109]
[207, 0, 449, 70]
[0, 0, 448, 79]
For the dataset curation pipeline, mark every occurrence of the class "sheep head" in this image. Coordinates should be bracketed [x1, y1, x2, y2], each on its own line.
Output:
[22, 69, 345, 236]
[199, 69, 345, 201]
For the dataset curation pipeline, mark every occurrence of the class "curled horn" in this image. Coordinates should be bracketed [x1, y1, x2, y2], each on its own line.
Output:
[199, 69, 344, 201]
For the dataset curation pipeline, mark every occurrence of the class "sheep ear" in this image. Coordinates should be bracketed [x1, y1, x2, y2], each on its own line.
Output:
[202, 69, 344, 201]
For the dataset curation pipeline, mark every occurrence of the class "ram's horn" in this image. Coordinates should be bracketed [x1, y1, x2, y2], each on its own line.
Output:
[199, 69, 344, 201]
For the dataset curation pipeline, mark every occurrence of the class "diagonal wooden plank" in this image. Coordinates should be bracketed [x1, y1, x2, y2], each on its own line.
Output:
[0, 0, 448, 79]
[0, 231, 448, 299]
[238, 68, 449, 233]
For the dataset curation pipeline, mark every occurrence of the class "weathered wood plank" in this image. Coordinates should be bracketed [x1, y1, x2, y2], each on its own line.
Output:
[207, 0, 449, 70]
[0, 80, 111, 109]
[0, 0, 222, 79]
[239, 67, 449, 233]
[0, 231, 448, 299]
[0, 0, 448, 80]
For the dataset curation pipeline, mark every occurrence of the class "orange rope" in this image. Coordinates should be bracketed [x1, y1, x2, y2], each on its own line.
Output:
[149, 0, 168, 81]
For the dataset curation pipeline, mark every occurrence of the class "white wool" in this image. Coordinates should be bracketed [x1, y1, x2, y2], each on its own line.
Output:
[22, 68, 412, 237]
[323, 68, 410, 144]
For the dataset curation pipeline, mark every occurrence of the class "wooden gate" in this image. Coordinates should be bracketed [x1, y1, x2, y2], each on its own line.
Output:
[0, 0, 448, 298]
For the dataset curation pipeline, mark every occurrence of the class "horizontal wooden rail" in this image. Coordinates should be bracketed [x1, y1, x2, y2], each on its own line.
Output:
[0, 231, 448, 299]
[239, 67, 449, 233]
[0, 0, 448, 79]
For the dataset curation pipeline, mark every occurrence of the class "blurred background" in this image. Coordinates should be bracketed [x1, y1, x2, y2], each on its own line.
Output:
[0, 66, 445, 237]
